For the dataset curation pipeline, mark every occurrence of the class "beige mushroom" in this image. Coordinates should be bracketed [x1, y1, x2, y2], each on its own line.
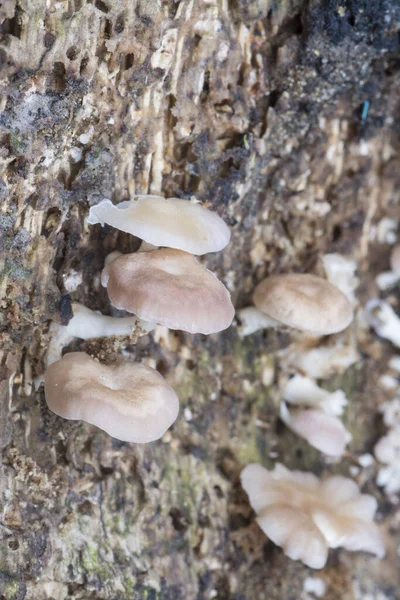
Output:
[253, 273, 353, 335]
[101, 248, 234, 335]
[44, 352, 179, 443]
[241, 463, 385, 569]
[87, 195, 231, 255]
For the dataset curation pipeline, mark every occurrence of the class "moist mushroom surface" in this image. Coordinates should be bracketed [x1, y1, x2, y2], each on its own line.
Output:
[87, 195, 231, 255]
[44, 352, 179, 443]
[101, 248, 235, 335]
[253, 273, 354, 335]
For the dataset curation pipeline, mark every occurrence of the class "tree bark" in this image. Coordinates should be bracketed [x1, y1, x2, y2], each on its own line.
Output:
[0, 1, 400, 599]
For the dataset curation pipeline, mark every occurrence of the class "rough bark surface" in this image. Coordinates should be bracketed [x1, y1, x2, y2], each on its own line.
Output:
[1, 1, 400, 599]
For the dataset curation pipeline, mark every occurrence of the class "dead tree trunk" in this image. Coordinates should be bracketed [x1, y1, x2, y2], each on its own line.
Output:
[0, 1, 400, 599]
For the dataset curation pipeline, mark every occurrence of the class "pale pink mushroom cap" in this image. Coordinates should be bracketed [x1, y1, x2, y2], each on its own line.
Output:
[87, 196, 231, 255]
[101, 248, 235, 335]
[44, 352, 179, 443]
[241, 463, 385, 569]
[253, 273, 354, 335]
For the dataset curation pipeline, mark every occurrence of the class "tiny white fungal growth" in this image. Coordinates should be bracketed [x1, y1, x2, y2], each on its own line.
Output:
[303, 576, 326, 598]
[375, 427, 400, 495]
[241, 463, 385, 569]
[87, 195, 231, 255]
[280, 375, 351, 456]
[389, 356, 400, 372]
[47, 303, 155, 366]
[62, 269, 83, 293]
[380, 397, 400, 428]
[321, 253, 359, 304]
[376, 243, 400, 290]
[151, 28, 178, 71]
[282, 375, 348, 416]
[280, 403, 351, 457]
[236, 306, 280, 336]
[285, 342, 359, 380]
[364, 299, 400, 348]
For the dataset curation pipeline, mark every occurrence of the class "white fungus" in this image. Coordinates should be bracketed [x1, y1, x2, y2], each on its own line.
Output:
[279, 375, 351, 457]
[241, 463, 385, 569]
[87, 195, 231, 255]
[375, 427, 400, 496]
[45, 352, 179, 443]
[47, 303, 154, 366]
[321, 253, 359, 305]
[364, 299, 400, 348]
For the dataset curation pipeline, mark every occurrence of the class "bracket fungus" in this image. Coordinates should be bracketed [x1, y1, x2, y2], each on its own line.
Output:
[280, 375, 351, 457]
[253, 273, 354, 336]
[101, 248, 235, 334]
[44, 352, 179, 443]
[87, 195, 231, 255]
[241, 463, 385, 569]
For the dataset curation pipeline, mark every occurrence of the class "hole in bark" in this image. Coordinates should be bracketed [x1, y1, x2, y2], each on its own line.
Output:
[1, 7, 23, 39]
[122, 53, 134, 71]
[95, 0, 110, 12]
[268, 89, 281, 108]
[44, 31, 56, 49]
[48, 62, 66, 92]
[104, 18, 112, 39]
[115, 13, 125, 33]
[156, 359, 169, 377]
[169, 507, 191, 532]
[80, 55, 89, 75]
[67, 46, 79, 60]
[8, 539, 19, 550]
[332, 224, 342, 242]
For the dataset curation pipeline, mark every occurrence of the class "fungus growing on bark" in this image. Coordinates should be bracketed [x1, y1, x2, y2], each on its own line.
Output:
[87, 195, 231, 255]
[241, 463, 385, 569]
[44, 352, 179, 443]
[253, 274, 353, 335]
[321, 253, 359, 305]
[47, 303, 155, 366]
[376, 244, 400, 290]
[364, 299, 400, 348]
[375, 427, 400, 496]
[101, 248, 234, 334]
[280, 375, 351, 457]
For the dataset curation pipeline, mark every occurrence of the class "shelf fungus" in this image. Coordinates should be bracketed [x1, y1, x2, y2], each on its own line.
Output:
[101, 248, 235, 334]
[280, 375, 351, 457]
[44, 352, 179, 443]
[237, 273, 353, 337]
[241, 463, 385, 569]
[87, 195, 231, 255]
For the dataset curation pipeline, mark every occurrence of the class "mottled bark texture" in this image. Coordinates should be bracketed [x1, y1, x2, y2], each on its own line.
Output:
[0, 1, 400, 599]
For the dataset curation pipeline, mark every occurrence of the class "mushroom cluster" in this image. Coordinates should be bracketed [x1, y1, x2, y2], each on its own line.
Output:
[280, 375, 351, 457]
[90, 195, 235, 335]
[241, 463, 385, 569]
[41, 188, 391, 575]
[45, 195, 234, 443]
